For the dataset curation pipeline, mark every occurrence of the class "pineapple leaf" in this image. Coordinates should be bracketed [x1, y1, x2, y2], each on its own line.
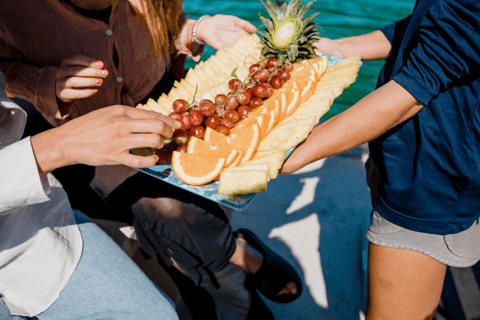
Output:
[289, 0, 302, 17]
[261, 0, 281, 23]
[297, 0, 316, 20]
[258, 15, 274, 30]
[302, 12, 320, 25]
[287, 44, 299, 61]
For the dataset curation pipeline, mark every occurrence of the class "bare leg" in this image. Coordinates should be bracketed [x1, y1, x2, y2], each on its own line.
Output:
[366, 243, 447, 320]
[230, 237, 298, 296]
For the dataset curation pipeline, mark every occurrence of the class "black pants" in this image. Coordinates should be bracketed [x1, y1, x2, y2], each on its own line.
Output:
[22, 108, 273, 320]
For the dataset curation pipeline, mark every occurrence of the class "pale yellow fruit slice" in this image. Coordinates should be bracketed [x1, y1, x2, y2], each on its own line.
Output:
[245, 149, 287, 179]
[257, 119, 297, 152]
[227, 163, 271, 180]
[325, 55, 361, 73]
[218, 170, 269, 195]
[277, 123, 314, 151]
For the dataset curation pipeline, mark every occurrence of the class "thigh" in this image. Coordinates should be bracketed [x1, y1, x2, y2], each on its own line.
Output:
[366, 242, 447, 320]
[37, 211, 178, 320]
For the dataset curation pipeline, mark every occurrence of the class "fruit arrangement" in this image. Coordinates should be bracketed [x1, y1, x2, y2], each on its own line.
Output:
[135, 0, 361, 195]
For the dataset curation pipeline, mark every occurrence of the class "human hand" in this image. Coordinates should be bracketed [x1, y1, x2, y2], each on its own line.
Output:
[31, 106, 182, 173]
[312, 37, 345, 57]
[56, 55, 108, 103]
[196, 14, 257, 50]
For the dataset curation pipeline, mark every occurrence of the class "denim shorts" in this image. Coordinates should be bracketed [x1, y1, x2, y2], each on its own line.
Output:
[367, 210, 480, 267]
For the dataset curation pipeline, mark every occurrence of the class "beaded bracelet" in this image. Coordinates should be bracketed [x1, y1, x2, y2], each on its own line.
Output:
[192, 14, 210, 45]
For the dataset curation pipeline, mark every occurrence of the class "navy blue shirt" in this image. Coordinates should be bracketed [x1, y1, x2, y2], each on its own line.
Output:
[370, 0, 480, 234]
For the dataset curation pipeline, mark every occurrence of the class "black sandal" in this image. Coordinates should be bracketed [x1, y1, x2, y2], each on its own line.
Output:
[235, 228, 303, 304]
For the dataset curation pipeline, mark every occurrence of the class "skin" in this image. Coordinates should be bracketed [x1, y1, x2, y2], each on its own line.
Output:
[54, 0, 294, 298]
[31, 105, 181, 176]
[281, 33, 449, 319]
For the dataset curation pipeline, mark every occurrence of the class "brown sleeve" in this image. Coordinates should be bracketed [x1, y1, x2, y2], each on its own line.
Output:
[0, 39, 69, 120]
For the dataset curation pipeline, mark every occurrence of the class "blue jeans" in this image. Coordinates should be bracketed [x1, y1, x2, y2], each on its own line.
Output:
[0, 211, 178, 320]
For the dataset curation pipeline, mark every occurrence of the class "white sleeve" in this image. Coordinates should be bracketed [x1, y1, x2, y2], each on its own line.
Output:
[0, 137, 51, 214]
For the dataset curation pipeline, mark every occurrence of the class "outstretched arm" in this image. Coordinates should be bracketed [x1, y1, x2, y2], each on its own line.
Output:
[313, 30, 392, 60]
[280, 80, 423, 174]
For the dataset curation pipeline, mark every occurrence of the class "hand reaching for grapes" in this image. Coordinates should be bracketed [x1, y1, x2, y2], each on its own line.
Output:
[195, 14, 257, 50]
[56, 55, 108, 103]
[31, 105, 182, 173]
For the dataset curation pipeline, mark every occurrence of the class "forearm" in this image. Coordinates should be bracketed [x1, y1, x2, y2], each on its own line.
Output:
[281, 80, 423, 173]
[316, 30, 392, 61]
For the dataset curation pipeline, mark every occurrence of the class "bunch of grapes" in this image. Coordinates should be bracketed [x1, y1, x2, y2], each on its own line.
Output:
[157, 58, 294, 165]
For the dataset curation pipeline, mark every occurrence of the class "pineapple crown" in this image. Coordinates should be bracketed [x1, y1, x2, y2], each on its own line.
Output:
[258, 0, 321, 64]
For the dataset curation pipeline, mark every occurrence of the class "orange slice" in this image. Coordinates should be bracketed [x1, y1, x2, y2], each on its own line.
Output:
[226, 122, 261, 163]
[285, 85, 301, 117]
[172, 152, 225, 185]
[226, 150, 244, 168]
[187, 136, 232, 158]
[204, 127, 228, 145]
[225, 149, 239, 167]
[296, 68, 316, 103]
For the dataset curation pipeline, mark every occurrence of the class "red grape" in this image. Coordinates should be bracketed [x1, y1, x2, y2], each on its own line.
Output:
[283, 61, 294, 72]
[225, 96, 239, 110]
[266, 58, 280, 69]
[205, 115, 220, 129]
[279, 70, 291, 82]
[172, 129, 189, 145]
[172, 99, 189, 114]
[169, 111, 181, 122]
[238, 106, 251, 119]
[249, 63, 261, 74]
[220, 118, 234, 128]
[235, 89, 251, 105]
[215, 94, 227, 105]
[155, 148, 172, 165]
[190, 125, 205, 139]
[176, 145, 188, 153]
[216, 125, 230, 135]
[179, 113, 191, 130]
[264, 83, 274, 97]
[224, 109, 240, 124]
[164, 142, 178, 152]
[259, 59, 268, 68]
[228, 78, 242, 90]
[270, 76, 283, 89]
[188, 109, 203, 126]
[249, 97, 263, 109]
[251, 84, 269, 99]
[253, 69, 270, 83]
[199, 99, 215, 117]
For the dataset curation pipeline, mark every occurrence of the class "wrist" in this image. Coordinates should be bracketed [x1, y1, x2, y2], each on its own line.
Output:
[193, 15, 210, 45]
[31, 127, 71, 174]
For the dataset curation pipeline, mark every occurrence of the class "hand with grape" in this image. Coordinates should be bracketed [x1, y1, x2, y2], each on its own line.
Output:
[158, 57, 293, 165]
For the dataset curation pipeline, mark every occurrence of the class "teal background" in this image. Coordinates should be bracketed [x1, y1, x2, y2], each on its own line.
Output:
[183, 0, 415, 119]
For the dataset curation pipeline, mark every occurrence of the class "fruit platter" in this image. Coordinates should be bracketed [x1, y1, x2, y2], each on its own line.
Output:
[134, 0, 361, 210]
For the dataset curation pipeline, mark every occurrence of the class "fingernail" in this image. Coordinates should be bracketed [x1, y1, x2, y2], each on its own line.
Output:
[92, 89, 98, 94]
[103, 70, 108, 76]
[174, 121, 182, 128]
[96, 61, 104, 68]
[97, 78, 103, 85]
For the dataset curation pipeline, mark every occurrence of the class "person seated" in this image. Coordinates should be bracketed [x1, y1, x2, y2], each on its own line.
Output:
[0, 1, 302, 318]
[0, 72, 180, 319]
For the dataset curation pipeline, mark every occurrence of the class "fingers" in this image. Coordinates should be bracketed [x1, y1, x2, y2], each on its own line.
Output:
[58, 87, 99, 101]
[61, 55, 104, 69]
[57, 65, 108, 79]
[121, 106, 182, 129]
[56, 55, 108, 102]
[234, 17, 257, 33]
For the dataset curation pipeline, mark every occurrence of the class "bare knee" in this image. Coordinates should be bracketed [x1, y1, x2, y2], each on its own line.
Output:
[135, 197, 186, 221]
